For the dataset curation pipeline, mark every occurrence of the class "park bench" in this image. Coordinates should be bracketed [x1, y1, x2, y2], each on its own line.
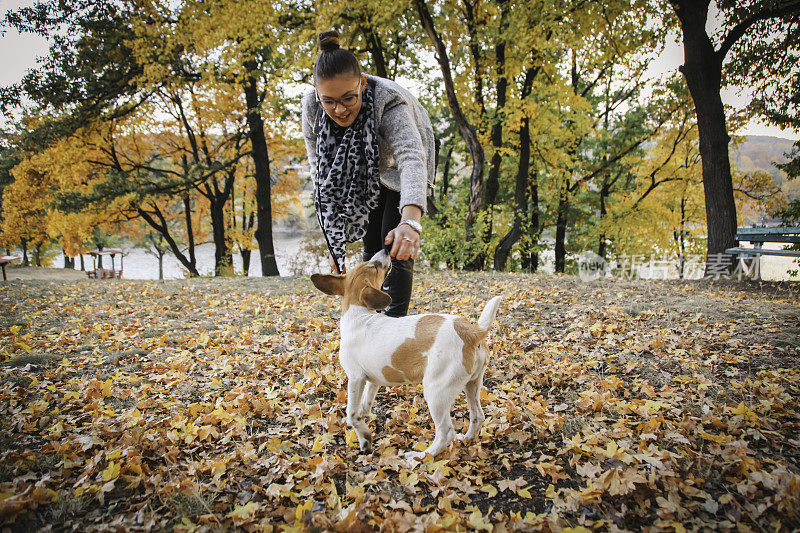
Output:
[725, 226, 800, 280]
[0, 255, 20, 281]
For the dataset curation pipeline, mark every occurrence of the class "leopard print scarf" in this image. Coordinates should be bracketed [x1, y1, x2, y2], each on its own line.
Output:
[314, 78, 380, 274]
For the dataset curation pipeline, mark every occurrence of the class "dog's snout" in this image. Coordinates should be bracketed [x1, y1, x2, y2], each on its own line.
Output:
[369, 249, 391, 269]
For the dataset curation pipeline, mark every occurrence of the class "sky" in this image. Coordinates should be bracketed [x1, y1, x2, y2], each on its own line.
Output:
[1, 2, 797, 141]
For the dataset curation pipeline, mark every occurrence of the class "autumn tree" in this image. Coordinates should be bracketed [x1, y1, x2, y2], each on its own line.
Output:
[168, 0, 309, 277]
[667, 0, 800, 273]
[1, 1, 144, 147]
[414, 0, 486, 265]
[0, 160, 49, 266]
[0, 130, 21, 243]
[4, 0, 302, 277]
[526, 3, 671, 273]
[599, 94, 708, 277]
[597, 78, 784, 278]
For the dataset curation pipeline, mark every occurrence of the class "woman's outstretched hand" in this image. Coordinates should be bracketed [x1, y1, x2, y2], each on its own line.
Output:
[385, 224, 420, 261]
[386, 205, 422, 261]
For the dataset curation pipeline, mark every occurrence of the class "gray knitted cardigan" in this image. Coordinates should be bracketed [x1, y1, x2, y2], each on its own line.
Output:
[301, 74, 436, 214]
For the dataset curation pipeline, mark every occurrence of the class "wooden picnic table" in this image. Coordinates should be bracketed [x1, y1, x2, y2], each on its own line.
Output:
[0, 256, 21, 281]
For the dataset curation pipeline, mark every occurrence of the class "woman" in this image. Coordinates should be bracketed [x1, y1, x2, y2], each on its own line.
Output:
[302, 30, 436, 317]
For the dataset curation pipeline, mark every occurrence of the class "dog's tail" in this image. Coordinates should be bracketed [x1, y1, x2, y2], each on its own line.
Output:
[478, 295, 504, 332]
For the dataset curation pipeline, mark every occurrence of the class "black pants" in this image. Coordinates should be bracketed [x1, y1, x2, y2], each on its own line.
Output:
[362, 185, 413, 317]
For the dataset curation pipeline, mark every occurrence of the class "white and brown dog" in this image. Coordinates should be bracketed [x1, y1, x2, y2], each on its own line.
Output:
[311, 249, 503, 461]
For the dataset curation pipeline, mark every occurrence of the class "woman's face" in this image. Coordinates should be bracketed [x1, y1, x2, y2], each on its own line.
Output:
[315, 73, 365, 128]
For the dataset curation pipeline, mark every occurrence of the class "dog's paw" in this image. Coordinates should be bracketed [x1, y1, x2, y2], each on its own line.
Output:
[404, 450, 426, 463]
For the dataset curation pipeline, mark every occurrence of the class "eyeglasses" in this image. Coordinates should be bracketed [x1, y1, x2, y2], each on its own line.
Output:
[316, 79, 362, 111]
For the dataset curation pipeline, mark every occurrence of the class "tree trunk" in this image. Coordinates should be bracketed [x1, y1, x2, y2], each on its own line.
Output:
[21, 239, 29, 266]
[414, 0, 485, 262]
[598, 172, 609, 259]
[209, 197, 233, 276]
[183, 194, 197, 272]
[63, 250, 75, 269]
[79, 254, 85, 271]
[243, 60, 279, 276]
[241, 249, 252, 277]
[158, 253, 164, 280]
[241, 211, 254, 277]
[494, 115, 530, 272]
[484, 0, 508, 210]
[554, 190, 568, 274]
[523, 139, 540, 273]
[365, 29, 389, 79]
[33, 243, 43, 267]
[677, 196, 687, 279]
[439, 147, 453, 202]
[671, 0, 737, 273]
[462, 0, 486, 121]
[493, 60, 535, 272]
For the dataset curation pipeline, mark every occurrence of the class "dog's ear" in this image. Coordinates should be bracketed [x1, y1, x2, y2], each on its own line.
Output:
[360, 286, 392, 311]
[311, 273, 345, 296]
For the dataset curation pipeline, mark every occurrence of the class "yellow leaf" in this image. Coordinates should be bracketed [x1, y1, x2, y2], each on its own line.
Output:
[294, 499, 313, 522]
[700, 432, 729, 444]
[198, 425, 217, 441]
[347, 483, 365, 502]
[179, 517, 198, 532]
[100, 379, 112, 397]
[211, 460, 226, 477]
[9, 325, 21, 335]
[467, 508, 492, 531]
[437, 514, 457, 528]
[345, 429, 359, 449]
[102, 461, 121, 482]
[227, 501, 259, 524]
[517, 486, 532, 499]
[106, 449, 123, 461]
[197, 332, 210, 347]
[427, 459, 450, 474]
[402, 472, 419, 487]
[480, 484, 498, 497]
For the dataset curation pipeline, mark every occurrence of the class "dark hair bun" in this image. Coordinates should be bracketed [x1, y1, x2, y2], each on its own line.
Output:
[318, 30, 340, 53]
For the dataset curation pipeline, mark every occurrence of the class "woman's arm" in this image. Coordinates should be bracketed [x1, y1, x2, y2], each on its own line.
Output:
[379, 98, 428, 261]
[379, 98, 428, 216]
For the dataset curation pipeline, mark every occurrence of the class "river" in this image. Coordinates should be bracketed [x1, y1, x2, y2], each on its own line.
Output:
[33, 233, 800, 281]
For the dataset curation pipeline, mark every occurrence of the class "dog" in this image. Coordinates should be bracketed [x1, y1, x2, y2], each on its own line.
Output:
[311, 249, 503, 461]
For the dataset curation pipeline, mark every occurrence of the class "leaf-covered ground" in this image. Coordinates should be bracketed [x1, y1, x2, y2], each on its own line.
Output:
[1, 272, 799, 532]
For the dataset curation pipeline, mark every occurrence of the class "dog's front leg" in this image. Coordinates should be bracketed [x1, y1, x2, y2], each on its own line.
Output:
[346, 375, 373, 453]
[360, 380, 380, 415]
